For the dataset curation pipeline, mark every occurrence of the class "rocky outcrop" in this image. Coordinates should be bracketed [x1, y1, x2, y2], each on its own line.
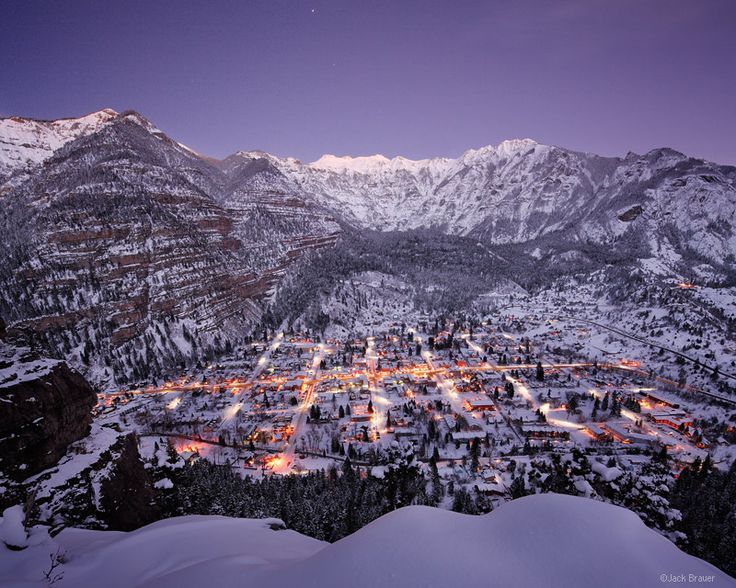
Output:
[99, 433, 159, 531]
[0, 330, 96, 480]
[21, 427, 160, 531]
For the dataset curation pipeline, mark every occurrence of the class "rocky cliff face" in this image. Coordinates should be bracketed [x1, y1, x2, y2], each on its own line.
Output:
[0, 334, 157, 530]
[18, 426, 160, 532]
[0, 321, 96, 481]
[0, 111, 339, 385]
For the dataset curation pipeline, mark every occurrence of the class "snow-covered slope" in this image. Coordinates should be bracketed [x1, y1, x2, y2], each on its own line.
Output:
[232, 140, 736, 272]
[265, 494, 733, 588]
[1, 494, 731, 587]
[235, 139, 609, 235]
[0, 109, 118, 181]
[0, 111, 340, 386]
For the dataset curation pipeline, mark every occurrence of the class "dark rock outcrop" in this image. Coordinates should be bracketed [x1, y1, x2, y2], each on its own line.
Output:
[99, 433, 159, 531]
[21, 428, 159, 531]
[0, 332, 97, 480]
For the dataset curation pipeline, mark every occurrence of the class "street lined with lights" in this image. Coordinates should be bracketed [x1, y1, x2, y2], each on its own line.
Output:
[96, 316, 718, 481]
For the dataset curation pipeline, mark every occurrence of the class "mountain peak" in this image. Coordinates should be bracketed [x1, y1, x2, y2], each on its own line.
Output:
[84, 107, 118, 121]
[310, 153, 391, 173]
[0, 108, 120, 179]
[459, 139, 542, 163]
[236, 149, 272, 159]
[485, 138, 540, 154]
[497, 138, 539, 150]
[643, 147, 687, 161]
[229, 150, 303, 169]
[118, 109, 162, 133]
[0, 107, 118, 125]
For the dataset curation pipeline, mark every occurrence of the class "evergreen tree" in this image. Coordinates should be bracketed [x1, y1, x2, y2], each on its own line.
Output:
[470, 438, 480, 472]
[509, 475, 527, 499]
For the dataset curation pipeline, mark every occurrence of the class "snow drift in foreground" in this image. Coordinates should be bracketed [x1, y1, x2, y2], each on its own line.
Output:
[1, 494, 732, 588]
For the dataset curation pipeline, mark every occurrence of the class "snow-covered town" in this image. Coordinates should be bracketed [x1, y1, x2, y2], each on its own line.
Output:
[3, 2, 736, 584]
[85, 296, 735, 518]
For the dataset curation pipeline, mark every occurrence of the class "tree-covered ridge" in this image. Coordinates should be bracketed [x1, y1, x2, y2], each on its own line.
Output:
[670, 457, 736, 578]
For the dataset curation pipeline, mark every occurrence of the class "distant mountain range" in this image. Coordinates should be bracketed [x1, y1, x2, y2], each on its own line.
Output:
[1, 108, 734, 384]
[232, 137, 736, 271]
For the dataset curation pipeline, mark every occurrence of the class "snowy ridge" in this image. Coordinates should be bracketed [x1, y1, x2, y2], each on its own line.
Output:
[0, 342, 60, 390]
[307, 138, 540, 174]
[243, 137, 607, 235]
[229, 137, 736, 272]
[0, 109, 118, 180]
[309, 152, 453, 175]
[1, 494, 731, 587]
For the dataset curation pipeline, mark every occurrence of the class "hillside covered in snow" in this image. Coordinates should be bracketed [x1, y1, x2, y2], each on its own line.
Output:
[235, 139, 736, 273]
[0, 109, 117, 182]
[1, 494, 732, 588]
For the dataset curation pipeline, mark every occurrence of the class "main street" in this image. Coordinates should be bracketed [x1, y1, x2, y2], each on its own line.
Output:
[280, 342, 329, 470]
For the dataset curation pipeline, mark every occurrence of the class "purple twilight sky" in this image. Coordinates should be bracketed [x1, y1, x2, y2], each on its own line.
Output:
[2, 0, 735, 164]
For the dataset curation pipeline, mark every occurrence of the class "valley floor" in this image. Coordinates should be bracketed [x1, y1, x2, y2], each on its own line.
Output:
[4, 277, 736, 582]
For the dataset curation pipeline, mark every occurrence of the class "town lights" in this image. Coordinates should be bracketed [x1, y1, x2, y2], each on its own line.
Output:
[265, 455, 286, 471]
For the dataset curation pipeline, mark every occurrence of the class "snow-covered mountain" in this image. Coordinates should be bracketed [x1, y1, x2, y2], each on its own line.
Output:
[0, 110, 339, 385]
[0, 109, 118, 182]
[1, 108, 734, 384]
[235, 140, 735, 273]
[1, 494, 731, 587]
[230, 138, 617, 235]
